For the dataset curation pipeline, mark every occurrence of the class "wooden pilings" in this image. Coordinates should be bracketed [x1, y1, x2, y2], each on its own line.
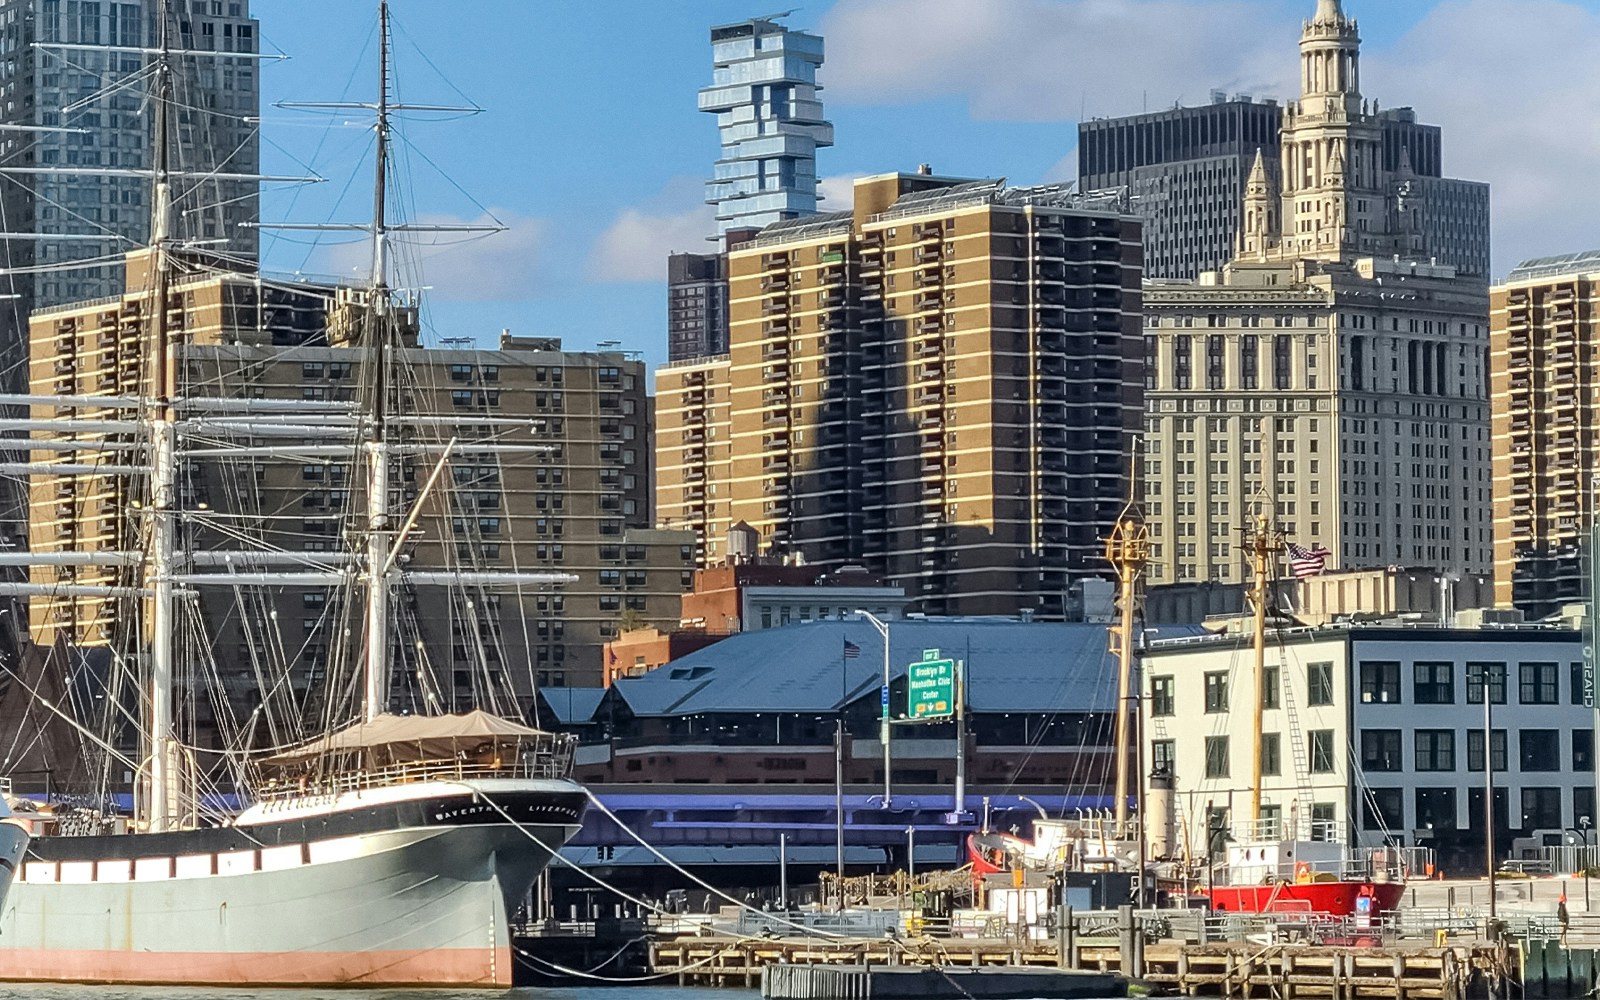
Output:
[650, 936, 1507, 998]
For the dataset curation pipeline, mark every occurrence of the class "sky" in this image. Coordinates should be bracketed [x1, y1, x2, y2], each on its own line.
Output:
[253, 0, 1600, 371]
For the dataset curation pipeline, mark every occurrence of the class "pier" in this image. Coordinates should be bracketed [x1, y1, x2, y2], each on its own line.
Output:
[647, 905, 1523, 997]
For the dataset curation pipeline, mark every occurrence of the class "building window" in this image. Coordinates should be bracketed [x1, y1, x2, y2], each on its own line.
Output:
[1152, 739, 1175, 775]
[1521, 787, 1563, 831]
[1172, 335, 1193, 390]
[1239, 334, 1259, 389]
[1358, 661, 1401, 704]
[1261, 732, 1281, 776]
[1467, 729, 1508, 772]
[1204, 672, 1228, 713]
[1261, 665, 1279, 710]
[1310, 802, 1337, 840]
[1577, 787, 1596, 828]
[1415, 729, 1455, 771]
[1307, 662, 1335, 706]
[1467, 662, 1507, 704]
[1150, 676, 1175, 717]
[1204, 736, 1229, 778]
[1359, 729, 1401, 772]
[1415, 787, 1457, 833]
[1519, 730, 1561, 771]
[1576, 729, 1594, 773]
[1311, 729, 1337, 773]
[1413, 662, 1454, 705]
[1363, 788, 1404, 832]
[1519, 662, 1559, 705]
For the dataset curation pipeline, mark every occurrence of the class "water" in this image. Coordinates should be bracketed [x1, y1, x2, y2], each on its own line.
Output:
[0, 990, 753, 1000]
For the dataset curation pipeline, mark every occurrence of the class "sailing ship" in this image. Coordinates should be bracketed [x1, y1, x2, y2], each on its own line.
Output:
[0, 1, 587, 986]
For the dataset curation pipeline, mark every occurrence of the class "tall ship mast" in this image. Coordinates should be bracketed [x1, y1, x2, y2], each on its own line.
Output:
[1201, 516, 1408, 918]
[0, 1, 587, 986]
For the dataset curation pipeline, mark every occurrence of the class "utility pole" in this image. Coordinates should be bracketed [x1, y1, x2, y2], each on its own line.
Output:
[858, 610, 893, 809]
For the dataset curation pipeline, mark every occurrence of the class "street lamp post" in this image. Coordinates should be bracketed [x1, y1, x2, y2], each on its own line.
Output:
[857, 610, 893, 809]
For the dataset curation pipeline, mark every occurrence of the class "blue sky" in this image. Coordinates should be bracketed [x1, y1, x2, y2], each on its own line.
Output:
[255, 0, 1600, 371]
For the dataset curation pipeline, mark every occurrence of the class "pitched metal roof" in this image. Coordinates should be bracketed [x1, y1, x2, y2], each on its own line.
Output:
[540, 686, 607, 726]
[610, 619, 1206, 718]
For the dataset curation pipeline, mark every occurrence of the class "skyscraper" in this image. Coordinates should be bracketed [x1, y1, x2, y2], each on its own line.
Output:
[1079, 20, 1488, 281]
[699, 16, 833, 236]
[1489, 251, 1600, 618]
[1078, 96, 1284, 280]
[0, 0, 260, 376]
[656, 172, 1143, 618]
[1139, 0, 1493, 585]
[666, 251, 728, 362]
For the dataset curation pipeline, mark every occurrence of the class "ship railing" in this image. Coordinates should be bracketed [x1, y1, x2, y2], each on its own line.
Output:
[255, 736, 577, 799]
[1229, 818, 1342, 844]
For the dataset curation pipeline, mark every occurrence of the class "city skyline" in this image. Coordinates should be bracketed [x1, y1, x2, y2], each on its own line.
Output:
[255, 0, 1600, 369]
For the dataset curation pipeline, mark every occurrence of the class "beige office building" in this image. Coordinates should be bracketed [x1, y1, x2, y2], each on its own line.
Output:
[657, 172, 1143, 618]
[1489, 251, 1600, 618]
[1140, 0, 1492, 585]
[27, 253, 690, 745]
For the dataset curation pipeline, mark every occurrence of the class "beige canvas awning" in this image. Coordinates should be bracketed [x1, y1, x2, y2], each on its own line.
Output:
[263, 709, 554, 767]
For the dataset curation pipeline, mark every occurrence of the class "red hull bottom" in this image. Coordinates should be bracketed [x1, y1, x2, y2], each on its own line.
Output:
[0, 946, 510, 987]
[1207, 881, 1406, 917]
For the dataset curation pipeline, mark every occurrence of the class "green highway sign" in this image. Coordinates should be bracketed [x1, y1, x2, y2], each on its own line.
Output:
[907, 648, 957, 721]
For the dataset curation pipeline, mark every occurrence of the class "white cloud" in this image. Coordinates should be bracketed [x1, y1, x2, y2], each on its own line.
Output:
[821, 0, 1600, 274]
[1361, 0, 1600, 273]
[818, 172, 869, 210]
[589, 201, 718, 283]
[820, 0, 1298, 124]
[311, 211, 547, 302]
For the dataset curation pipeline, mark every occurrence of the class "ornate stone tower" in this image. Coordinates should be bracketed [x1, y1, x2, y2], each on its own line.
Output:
[1238, 148, 1278, 258]
[1277, 0, 1386, 258]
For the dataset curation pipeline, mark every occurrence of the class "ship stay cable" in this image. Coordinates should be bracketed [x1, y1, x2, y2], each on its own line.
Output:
[470, 789, 854, 947]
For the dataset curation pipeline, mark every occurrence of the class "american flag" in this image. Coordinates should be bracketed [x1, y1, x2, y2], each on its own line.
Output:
[1287, 542, 1332, 580]
[843, 639, 862, 659]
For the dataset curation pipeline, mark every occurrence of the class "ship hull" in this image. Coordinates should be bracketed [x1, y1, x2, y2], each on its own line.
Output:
[0, 779, 584, 987]
[0, 820, 27, 917]
[1207, 880, 1406, 917]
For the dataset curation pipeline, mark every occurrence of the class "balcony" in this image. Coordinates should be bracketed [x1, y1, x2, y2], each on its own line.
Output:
[760, 275, 790, 293]
[763, 411, 790, 428]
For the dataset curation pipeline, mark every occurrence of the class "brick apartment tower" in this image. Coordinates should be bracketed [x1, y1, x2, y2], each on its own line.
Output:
[1490, 251, 1600, 618]
[656, 172, 1143, 618]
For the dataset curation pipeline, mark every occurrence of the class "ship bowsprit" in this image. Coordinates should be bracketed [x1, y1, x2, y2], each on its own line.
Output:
[0, 778, 585, 987]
